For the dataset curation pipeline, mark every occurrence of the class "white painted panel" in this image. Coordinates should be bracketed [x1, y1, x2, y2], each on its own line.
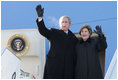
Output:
[1, 29, 45, 56]
[1, 48, 21, 79]
[105, 50, 117, 79]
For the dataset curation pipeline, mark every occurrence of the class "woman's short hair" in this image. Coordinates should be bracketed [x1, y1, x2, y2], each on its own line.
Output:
[59, 16, 71, 26]
[79, 24, 92, 35]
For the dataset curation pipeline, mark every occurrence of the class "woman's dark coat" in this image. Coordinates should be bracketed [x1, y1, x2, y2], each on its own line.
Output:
[75, 37, 107, 79]
[36, 19, 78, 79]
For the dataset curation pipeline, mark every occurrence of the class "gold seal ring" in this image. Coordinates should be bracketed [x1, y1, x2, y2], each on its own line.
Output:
[7, 34, 29, 57]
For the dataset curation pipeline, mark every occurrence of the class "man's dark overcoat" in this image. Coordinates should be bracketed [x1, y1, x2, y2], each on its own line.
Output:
[36, 19, 78, 79]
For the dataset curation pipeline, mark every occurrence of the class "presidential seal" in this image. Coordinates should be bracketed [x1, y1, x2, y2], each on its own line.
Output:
[7, 34, 29, 57]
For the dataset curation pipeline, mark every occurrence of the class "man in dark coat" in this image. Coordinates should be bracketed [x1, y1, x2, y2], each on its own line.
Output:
[36, 5, 78, 79]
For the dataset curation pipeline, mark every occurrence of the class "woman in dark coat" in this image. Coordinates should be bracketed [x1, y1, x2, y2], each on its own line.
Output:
[75, 25, 107, 79]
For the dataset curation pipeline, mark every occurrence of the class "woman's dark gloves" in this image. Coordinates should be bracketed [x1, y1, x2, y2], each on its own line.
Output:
[94, 25, 104, 38]
[36, 5, 44, 17]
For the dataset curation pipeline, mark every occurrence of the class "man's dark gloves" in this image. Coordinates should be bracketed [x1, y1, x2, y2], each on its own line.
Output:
[94, 25, 104, 38]
[36, 5, 44, 17]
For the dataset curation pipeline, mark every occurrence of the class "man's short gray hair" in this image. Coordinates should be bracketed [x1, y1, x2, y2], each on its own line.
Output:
[59, 16, 71, 26]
